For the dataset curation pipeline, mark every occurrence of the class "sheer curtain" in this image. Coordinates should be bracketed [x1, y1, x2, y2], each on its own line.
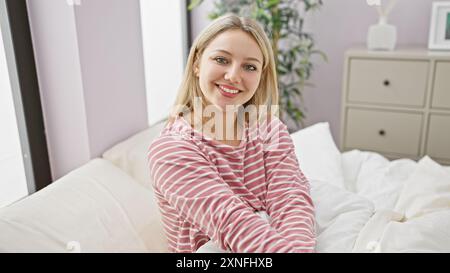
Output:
[0, 23, 28, 208]
[139, 0, 189, 126]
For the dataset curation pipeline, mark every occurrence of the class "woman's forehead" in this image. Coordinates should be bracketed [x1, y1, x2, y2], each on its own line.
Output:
[204, 30, 263, 62]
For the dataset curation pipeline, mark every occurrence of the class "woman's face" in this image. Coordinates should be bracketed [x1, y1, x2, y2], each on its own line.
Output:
[195, 29, 264, 111]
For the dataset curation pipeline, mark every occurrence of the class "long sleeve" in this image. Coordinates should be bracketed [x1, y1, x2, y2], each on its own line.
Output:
[148, 134, 310, 253]
[263, 119, 316, 252]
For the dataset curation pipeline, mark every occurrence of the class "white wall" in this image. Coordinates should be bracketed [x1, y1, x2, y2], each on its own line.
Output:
[27, 0, 148, 179]
[140, 0, 188, 125]
[190, 0, 435, 143]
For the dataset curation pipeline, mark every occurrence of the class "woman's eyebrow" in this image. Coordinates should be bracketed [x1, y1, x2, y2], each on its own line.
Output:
[212, 49, 262, 64]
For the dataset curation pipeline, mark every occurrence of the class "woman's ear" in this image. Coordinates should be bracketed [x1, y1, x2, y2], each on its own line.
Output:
[194, 67, 199, 77]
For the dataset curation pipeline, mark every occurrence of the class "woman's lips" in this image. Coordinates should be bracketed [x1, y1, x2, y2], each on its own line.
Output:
[216, 84, 241, 98]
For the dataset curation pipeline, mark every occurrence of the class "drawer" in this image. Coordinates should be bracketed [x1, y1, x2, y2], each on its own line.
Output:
[344, 108, 423, 156]
[347, 59, 429, 107]
[431, 61, 450, 109]
[426, 114, 450, 160]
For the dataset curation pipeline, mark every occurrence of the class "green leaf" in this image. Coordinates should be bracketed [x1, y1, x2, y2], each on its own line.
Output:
[278, 66, 288, 75]
[188, 0, 203, 10]
[310, 49, 328, 62]
[291, 87, 301, 95]
[208, 12, 220, 20]
[266, 0, 280, 9]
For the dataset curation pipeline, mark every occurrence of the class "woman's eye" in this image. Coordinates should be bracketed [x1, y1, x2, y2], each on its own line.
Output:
[213, 57, 257, 72]
[214, 57, 228, 64]
[245, 64, 257, 72]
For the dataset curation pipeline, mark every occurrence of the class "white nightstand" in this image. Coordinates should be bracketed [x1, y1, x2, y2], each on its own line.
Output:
[340, 48, 450, 165]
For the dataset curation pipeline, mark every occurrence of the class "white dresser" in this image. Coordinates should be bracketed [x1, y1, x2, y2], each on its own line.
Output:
[340, 48, 450, 165]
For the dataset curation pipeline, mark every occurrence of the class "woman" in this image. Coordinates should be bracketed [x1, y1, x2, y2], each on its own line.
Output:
[147, 14, 316, 253]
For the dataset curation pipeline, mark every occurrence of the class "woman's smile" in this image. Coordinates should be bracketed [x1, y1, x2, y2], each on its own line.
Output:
[215, 84, 242, 98]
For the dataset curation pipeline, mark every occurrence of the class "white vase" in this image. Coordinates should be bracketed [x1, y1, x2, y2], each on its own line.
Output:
[367, 17, 397, 51]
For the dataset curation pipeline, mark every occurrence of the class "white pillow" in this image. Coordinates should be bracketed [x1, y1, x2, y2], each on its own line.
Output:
[102, 120, 166, 187]
[290, 122, 345, 189]
[0, 159, 168, 252]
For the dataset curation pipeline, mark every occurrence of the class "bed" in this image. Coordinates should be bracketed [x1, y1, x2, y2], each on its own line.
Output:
[0, 121, 449, 252]
[293, 123, 450, 252]
[103, 120, 450, 253]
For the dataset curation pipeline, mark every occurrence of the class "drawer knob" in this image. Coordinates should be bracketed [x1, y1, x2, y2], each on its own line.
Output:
[378, 129, 386, 136]
[383, 80, 390, 86]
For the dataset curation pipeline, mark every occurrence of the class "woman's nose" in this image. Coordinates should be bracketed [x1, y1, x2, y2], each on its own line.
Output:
[224, 64, 241, 84]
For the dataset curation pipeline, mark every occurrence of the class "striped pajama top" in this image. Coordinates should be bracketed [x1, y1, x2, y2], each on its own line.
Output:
[147, 115, 316, 253]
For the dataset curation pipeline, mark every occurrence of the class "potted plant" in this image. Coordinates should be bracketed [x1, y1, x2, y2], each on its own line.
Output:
[189, 0, 326, 131]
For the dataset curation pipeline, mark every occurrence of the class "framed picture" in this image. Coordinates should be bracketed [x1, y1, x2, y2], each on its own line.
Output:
[428, 2, 450, 50]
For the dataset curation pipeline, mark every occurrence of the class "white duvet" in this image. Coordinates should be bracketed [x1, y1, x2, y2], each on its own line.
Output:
[313, 150, 450, 253]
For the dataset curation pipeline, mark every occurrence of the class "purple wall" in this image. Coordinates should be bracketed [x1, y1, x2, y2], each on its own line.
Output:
[27, 0, 148, 179]
[74, 0, 148, 157]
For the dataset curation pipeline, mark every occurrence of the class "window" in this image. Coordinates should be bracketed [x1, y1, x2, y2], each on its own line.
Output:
[0, 0, 51, 207]
[139, 0, 190, 125]
[0, 22, 28, 207]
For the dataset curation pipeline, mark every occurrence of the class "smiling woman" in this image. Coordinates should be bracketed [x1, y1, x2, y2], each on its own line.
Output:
[147, 14, 316, 253]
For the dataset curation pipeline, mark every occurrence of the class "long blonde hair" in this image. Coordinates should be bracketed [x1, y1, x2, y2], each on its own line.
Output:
[168, 14, 279, 125]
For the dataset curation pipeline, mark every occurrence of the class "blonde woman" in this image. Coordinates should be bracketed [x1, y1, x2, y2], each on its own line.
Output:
[147, 14, 315, 253]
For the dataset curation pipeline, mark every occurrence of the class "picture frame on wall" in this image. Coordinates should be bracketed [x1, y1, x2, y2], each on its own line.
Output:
[428, 1, 450, 50]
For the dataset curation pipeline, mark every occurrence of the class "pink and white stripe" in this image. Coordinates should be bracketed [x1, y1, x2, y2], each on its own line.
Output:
[147, 115, 316, 253]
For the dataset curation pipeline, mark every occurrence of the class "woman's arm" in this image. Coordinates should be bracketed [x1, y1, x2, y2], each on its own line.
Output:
[263, 119, 316, 252]
[148, 134, 307, 253]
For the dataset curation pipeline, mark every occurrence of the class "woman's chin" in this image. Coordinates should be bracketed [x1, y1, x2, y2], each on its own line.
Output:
[218, 103, 243, 112]
[205, 99, 237, 112]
